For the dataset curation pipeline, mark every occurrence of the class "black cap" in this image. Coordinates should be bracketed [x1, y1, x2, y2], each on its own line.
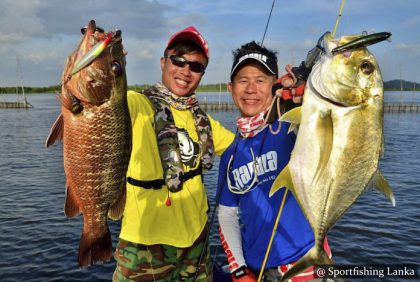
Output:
[230, 52, 278, 81]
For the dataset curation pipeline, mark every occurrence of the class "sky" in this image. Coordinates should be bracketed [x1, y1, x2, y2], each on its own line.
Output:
[0, 0, 419, 87]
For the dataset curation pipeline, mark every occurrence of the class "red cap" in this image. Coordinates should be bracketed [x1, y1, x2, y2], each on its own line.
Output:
[166, 26, 209, 59]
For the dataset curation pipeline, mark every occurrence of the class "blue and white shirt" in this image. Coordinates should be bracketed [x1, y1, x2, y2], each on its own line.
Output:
[218, 120, 314, 271]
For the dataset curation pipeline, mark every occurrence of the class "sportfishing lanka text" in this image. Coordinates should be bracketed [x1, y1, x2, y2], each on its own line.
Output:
[315, 265, 418, 279]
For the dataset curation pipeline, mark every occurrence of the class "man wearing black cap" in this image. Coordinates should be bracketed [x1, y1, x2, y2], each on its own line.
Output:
[113, 26, 234, 282]
[217, 41, 331, 282]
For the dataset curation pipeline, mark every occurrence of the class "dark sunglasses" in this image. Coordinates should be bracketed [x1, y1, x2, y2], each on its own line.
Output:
[164, 55, 206, 73]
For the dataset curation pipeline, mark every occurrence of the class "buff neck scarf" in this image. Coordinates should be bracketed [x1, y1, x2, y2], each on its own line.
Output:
[236, 111, 268, 138]
[143, 82, 214, 192]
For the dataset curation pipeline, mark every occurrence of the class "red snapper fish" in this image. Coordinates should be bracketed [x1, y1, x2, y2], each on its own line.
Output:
[46, 20, 131, 267]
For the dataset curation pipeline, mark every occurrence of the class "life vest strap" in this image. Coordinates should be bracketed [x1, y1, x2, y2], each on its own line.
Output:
[127, 166, 202, 190]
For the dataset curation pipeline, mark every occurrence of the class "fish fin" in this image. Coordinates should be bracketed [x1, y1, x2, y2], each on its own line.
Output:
[280, 106, 302, 124]
[280, 106, 301, 133]
[78, 225, 112, 267]
[64, 184, 81, 218]
[108, 183, 126, 220]
[45, 114, 64, 148]
[287, 123, 297, 134]
[281, 245, 333, 282]
[380, 134, 385, 158]
[269, 164, 293, 197]
[313, 111, 333, 185]
[372, 170, 396, 206]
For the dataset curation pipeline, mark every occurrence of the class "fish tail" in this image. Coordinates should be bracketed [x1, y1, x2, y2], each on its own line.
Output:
[78, 227, 112, 267]
[280, 244, 333, 282]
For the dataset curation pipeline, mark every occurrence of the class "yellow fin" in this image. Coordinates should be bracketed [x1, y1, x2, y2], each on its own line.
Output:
[373, 170, 395, 206]
[287, 123, 297, 134]
[269, 164, 293, 197]
[280, 106, 302, 134]
[312, 112, 333, 186]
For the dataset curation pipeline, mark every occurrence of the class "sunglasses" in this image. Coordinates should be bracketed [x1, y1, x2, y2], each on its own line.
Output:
[165, 55, 206, 73]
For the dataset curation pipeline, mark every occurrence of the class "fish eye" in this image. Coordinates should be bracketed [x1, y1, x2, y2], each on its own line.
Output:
[360, 60, 374, 75]
[81, 26, 105, 35]
[111, 61, 123, 76]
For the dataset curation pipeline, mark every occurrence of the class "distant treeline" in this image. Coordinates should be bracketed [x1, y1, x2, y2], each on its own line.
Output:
[383, 80, 418, 91]
[0, 81, 417, 94]
[0, 85, 61, 94]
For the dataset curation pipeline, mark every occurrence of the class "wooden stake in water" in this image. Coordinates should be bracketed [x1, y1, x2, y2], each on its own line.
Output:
[16, 55, 27, 108]
[400, 64, 404, 104]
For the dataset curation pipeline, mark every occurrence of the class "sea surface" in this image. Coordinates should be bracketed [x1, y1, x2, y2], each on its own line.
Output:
[0, 93, 419, 282]
[196, 90, 420, 104]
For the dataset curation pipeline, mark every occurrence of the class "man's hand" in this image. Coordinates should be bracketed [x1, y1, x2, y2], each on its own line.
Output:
[292, 31, 329, 81]
[232, 265, 257, 282]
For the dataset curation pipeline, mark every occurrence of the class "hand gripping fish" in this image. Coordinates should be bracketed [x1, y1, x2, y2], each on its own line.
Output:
[46, 20, 131, 267]
[269, 32, 394, 281]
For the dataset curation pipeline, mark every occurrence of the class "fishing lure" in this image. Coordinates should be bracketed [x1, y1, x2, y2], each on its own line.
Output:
[331, 32, 391, 55]
[70, 32, 112, 75]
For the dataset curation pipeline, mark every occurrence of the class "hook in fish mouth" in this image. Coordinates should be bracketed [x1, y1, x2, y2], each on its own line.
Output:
[331, 32, 392, 55]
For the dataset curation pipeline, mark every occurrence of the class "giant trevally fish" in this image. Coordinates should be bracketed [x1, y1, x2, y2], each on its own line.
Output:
[46, 20, 131, 267]
[269, 32, 394, 281]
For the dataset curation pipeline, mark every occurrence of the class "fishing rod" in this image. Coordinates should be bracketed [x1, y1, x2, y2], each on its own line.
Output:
[261, 0, 277, 45]
[332, 0, 346, 37]
[257, 189, 289, 282]
[193, 160, 231, 282]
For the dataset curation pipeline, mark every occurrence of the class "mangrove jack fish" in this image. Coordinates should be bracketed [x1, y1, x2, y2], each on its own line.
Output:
[46, 20, 131, 267]
[270, 32, 394, 281]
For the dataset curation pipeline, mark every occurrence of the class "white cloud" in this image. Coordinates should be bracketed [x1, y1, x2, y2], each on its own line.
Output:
[0, 0, 46, 41]
[0, 0, 419, 86]
[27, 50, 59, 65]
[396, 43, 420, 57]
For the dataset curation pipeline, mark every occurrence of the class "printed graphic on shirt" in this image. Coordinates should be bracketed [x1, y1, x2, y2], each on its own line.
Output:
[230, 150, 278, 189]
[177, 128, 200, 167]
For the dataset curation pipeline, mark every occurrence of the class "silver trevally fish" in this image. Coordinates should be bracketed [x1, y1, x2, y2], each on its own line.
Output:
[269, 32, 395, 281]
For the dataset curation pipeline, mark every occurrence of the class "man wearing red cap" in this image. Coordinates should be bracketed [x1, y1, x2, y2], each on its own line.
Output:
[113, 26, 234, 281]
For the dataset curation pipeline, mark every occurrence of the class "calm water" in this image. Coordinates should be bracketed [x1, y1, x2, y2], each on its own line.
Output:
[0, 93, 419, 281]
[196, 90, 420, 105]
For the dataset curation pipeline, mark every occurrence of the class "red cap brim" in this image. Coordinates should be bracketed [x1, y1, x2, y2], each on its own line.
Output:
[166, 26, 209, 59]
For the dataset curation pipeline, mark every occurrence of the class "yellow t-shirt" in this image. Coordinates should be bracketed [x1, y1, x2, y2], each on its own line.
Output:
[120, 90, 234, 247]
